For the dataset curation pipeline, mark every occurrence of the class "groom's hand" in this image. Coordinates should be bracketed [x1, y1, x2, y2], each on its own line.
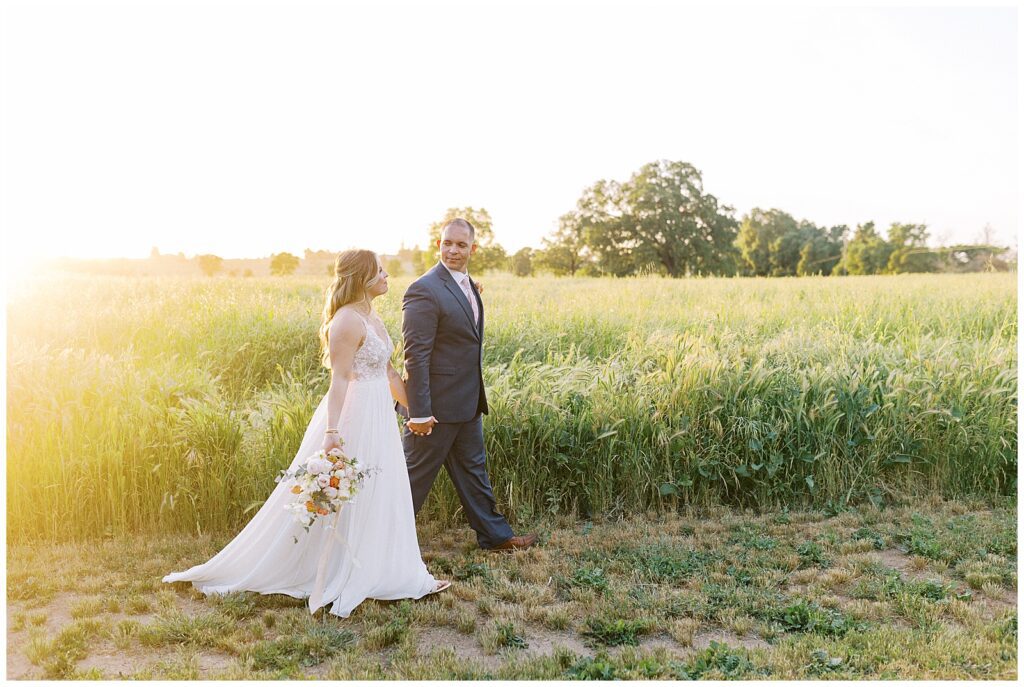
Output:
[406, 417, 437, 436]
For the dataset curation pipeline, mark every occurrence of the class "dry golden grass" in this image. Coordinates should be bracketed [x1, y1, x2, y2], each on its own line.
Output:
[6, 498, 1016, 680]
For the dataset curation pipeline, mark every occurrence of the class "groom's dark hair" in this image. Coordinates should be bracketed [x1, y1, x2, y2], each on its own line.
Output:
[442, 218, 476, 241]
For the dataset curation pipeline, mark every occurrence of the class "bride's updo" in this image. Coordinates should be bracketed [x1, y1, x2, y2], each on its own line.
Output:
[319, 249, 381, 368]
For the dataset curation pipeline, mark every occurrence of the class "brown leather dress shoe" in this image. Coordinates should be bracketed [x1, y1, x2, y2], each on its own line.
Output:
[488, 532, 539, 552]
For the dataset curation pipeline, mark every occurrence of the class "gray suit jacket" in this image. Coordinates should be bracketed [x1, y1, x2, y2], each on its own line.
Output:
[401, 262, 487, 423]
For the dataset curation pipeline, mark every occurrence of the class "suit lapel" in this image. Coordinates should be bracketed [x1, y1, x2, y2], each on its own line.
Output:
[437, 265, 481, 340]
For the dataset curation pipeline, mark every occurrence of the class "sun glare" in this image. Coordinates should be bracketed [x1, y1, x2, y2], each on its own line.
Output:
[3, 252, 49, 292]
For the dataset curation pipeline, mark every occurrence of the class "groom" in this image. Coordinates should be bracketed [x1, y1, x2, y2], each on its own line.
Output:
[398, 218, 538, 551]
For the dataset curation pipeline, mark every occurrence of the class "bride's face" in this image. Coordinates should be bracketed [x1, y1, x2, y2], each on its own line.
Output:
[367, 261, 389, 298]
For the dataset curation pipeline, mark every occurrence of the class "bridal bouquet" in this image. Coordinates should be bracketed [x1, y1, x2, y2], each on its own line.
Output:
[275, 444, 372, 533]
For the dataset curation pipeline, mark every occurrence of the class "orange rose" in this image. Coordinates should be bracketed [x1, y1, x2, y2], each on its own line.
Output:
[317, 507, 329, 516]
[330, 476, 340, 488]
[291, 485, 302, 494]
[305, 501, 315, 512]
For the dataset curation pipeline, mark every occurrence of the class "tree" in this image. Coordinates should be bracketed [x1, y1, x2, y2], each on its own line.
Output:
[769, 220, 823, 276]
[736, 209, 794, 276]
[631, 160, 739, 276]
[796, 225, 847, 276]
[575, 179, 632, 276]
[270, 252, 300, 276]
[567, 160, 739, 277]
[419, 249, 436, 275]
[384, 257, 404, 277]
[511, 248, 534, 276]
[196, 254, 223, 277]
[427, 207, 509, 273]
[734, 209, 843, 277]
[838, 222, 893, 275]
[535, 211, 592, 276]
[884, 223, 934, 273]
[476, 243, 508, 273]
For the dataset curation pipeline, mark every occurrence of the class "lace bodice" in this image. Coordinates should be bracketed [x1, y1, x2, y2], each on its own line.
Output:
[351, 314, 393, 381]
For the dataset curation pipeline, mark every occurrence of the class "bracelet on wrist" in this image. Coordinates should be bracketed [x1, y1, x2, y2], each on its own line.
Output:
[324, 429, 339, 435]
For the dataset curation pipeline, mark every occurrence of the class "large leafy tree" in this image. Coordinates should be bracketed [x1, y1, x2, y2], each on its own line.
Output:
[570, 161, 739, 277]
[426, 207, 508, 273]
[196, 254, 223, 277]
[575, 180, 632, 276]
[269, 252, 300, 276]
[510, 247, 534, 276]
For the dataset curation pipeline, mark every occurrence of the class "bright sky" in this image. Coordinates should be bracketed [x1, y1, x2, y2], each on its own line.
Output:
[0, 1, 1018, 262]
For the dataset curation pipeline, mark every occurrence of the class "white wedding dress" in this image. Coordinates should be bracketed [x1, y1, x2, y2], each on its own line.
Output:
[163, 313, 436, 617]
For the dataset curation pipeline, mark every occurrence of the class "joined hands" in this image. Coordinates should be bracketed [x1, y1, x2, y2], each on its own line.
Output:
[406, 417, 437, 436]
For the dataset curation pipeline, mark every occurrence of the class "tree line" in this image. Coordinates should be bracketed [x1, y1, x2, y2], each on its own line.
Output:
[192, 158, 1013, 278]
[386, 160, 1011, 278]
[522, 159, 1012, 277]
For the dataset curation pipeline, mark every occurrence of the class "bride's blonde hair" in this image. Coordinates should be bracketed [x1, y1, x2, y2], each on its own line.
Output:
[319, 249, 381, 368]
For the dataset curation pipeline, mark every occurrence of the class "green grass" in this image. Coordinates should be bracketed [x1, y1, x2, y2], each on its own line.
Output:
[7, 272, 1015, 541]
[582, 617, 654, 646]
[6, 499, 1017, 679]
[24, 618, 108, 679]
[242, 624, 355, 671]
[566, 565, 609, 594]
[3, 271, 1017, 675]
[361, 601, 412, 650]
[137, 611, 236, 648]
[480, 620, 530, 652]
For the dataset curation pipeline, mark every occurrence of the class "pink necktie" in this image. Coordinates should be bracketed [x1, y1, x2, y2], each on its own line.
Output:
[460, 276, 479, 325]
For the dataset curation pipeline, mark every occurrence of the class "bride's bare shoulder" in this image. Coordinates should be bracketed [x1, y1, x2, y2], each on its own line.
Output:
[328, 307, 366, 343]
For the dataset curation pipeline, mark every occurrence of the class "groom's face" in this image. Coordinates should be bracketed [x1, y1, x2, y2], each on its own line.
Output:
[438, 225, 477, 273]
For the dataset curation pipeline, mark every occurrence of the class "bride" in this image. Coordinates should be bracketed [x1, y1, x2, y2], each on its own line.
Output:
[163, 249, 450, 617]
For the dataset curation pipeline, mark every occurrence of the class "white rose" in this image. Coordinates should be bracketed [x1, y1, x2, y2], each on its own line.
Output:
[316, 474, 331, 488]
[323, 486, 338, 499]
[307, 457, 332, 475]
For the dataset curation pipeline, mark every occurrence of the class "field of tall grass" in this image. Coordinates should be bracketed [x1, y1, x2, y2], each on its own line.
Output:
[6, 271, 1017, 542]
